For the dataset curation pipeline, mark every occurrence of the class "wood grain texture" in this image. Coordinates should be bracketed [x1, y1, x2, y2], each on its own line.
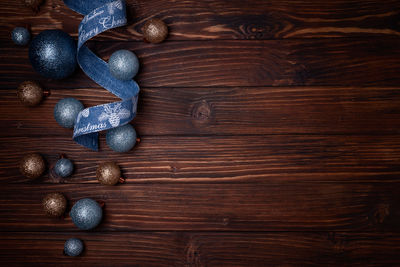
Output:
[2, 86, 400, 137]
[0, 232, 399, 266]
[1, 0, 400, 265]
[0, 183, 399, 231]
[2, 38, 400, 88]
[1, 135, 400, 183]
[1, 0, 400, 41]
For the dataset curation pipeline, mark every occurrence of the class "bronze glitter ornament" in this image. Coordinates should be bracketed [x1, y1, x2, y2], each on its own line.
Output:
[17, 81, 49, 106]
[23, 0, 44, 12]
[96, 162, 124, 185]
[142, 18, 168, 44]
[42, 192, 67, 217]
[19, 153, 46, 179]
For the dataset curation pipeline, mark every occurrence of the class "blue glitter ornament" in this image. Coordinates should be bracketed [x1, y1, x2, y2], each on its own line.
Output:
[54, 97, 84, 129]
[11, 27, 30, 46]
[29, 29, 77, 79]
[108, 50, 139, 81]
[54, 158, 74, 178]
[106, 124, 137, 153]
[70, 198, 103, 230]
[64, 238, 84, 256]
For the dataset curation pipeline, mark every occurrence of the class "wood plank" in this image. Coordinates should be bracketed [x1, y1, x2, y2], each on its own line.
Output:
[1, 0, 400, 41]
[1, 135, 400, 183]
[0, 183, 399, 231]
[2, 38, 400, 88]
[2, 86, 400, 137]
[0, 232, 399, 266]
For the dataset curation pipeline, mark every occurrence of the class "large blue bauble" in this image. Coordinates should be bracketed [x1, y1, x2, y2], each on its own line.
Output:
[108, 50, 139, 81]
[64, 238, 84, 256]
[29, 29, 77, 79]
[11, 27, 30, 46]
[54, 158, 74, 178]
[106, 124, 137, 153]
[70, 198, 103, 230]
[54, 97, 84, 129]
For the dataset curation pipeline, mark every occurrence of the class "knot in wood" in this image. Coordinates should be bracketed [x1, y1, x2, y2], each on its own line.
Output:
[328, 232, 347, 253]
[191, 100, 213, 124]
[373, 203, 390, 224]
[170, 165, 178, 173]
[185, 238, 202, 266]
[222, 217, 230, 226]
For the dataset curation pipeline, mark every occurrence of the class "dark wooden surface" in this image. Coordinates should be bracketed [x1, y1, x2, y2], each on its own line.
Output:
[3, 39, 400, 87]
[0, 0, 400, 266]
[1, 232, 400, 266]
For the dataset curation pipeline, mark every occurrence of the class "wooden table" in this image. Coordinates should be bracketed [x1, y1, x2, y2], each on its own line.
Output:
[1, 0, 400, 266]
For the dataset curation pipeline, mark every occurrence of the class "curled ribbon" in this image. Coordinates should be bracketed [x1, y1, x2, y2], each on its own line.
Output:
[63, 0, 140, 151]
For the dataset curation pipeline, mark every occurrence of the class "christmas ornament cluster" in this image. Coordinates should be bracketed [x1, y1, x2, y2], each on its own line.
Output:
[14, 0, 168, 257]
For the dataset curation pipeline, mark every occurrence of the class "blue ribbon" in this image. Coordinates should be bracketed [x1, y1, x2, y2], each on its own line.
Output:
[63, 0, 140, 151]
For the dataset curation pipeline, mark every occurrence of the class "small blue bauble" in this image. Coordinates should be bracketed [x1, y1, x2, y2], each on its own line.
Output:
[29, 29, 77, 79]
[11, 27, 30, 46]
[54, 97, 84, 129]
[108, 50, 139, 81]
[54, 158, 74, 178]
[106, 124, 137, 153]
[70, 198, 103, 230]
[64, 238, 84, 257]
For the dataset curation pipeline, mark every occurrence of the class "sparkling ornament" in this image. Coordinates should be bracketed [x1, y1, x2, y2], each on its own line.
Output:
[106, 124, 137, 153]
[29, 30, 77, 79]
[142, 18, 168, 44]
[42, 192, 67, 217]
[19, 153, 45, 179]
[54, 157, 74, 178]
[17, 81, 49, 106]
[70, 198, 103, 230]
[11, 27, 30, 46]
[64, 238, 84, 257]
[96, 162, 124, 185]
[23, 0, 44, 12]
[54, 97, 84, 129]
[108, 50, 139, 81]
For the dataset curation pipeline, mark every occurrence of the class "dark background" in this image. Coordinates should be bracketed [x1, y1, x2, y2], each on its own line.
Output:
[1, 0, 400, 266]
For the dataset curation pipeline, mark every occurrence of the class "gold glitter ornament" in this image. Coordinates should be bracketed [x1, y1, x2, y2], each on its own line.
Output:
[142, 18, 168, 44]
[19, 153, 46, 179]
[17, 81, 49, 106]
[96, 162, 124, 185]
[42, 192, 67, 217]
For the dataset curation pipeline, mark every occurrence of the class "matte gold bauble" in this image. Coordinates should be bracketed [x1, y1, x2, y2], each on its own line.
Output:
[19, 153, 46, 179]
[42, 192, 67, 217]
[17, 81, 49, 106]
[96, 162, 122, 185]
[142, 18, 168, 44]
